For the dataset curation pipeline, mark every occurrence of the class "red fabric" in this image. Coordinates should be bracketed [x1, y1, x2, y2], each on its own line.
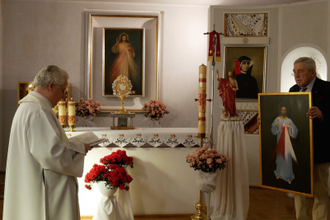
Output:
[235, 61, 241, 75]
[272, 125, 286, 160]
[208, 31, 221, 62]
[218, 78, 237, 117]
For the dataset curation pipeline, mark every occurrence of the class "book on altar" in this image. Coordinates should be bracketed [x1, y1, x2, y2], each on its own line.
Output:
[69, 131, 108, 147]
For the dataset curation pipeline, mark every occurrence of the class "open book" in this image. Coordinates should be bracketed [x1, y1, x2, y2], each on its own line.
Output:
[69, 131, 108, 147]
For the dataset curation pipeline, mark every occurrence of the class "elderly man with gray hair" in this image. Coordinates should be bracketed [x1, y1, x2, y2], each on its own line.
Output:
[290, 57, 330, 220]
[3, 65, 92, 220]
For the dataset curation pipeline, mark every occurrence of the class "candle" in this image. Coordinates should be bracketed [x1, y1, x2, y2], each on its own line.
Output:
[68, 99, 76, 125]
[58, 100, 66, 127]
[198, 64, 206, 136]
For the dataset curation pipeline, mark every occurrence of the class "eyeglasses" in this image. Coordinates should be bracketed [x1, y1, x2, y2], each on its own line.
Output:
[291, 69, 307, 76]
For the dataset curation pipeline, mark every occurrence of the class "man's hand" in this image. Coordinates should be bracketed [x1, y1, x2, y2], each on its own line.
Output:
[307, 106, 324, 119]
[84, 143, 92, 154]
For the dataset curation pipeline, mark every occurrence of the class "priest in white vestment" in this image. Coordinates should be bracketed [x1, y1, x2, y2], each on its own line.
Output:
[3, 65, 92, 220]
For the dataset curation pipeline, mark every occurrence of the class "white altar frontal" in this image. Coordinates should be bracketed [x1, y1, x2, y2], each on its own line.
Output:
[65, 127, 202, 217]
[210, 121, 250, 220]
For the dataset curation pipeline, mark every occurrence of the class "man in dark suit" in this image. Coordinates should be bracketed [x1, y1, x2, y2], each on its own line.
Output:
[290, 57, 330, 220]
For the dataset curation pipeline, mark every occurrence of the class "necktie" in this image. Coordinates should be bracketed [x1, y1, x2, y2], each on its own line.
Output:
[301, 87, 307, 92]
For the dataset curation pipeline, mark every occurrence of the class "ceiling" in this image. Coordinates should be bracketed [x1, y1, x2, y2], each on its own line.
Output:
[4, 0, 320, 6]
[111, 0, 318, 6]
[121, 0, 318, 6]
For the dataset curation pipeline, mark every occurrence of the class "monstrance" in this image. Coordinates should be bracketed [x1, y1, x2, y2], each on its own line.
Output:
[110, 75, 135, 129]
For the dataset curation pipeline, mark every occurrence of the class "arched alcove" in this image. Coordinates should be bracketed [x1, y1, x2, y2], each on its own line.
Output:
[280, 47, 327, 92]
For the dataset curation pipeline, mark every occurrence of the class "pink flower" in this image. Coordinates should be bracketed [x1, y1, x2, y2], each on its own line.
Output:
[186, 145, 229, 172]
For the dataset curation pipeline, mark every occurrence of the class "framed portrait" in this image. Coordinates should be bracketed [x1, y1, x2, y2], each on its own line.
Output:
[103, 28, 145, 97]
[224, 13, 268, 37]
[86, 12, 160, 112]
[258, 92, 313, 197]
[224, 46, 266, 100]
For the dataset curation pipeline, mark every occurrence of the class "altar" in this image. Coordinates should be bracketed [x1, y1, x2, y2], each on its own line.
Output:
[66, 127, 202, 216]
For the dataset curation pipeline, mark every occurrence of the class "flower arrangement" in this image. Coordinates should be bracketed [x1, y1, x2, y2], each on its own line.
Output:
[76, 98, 101, 119]
[142, 99, 170, 121]
[186, 145, 230, 173]
[84, 150, 133, 191]
[100, 149, 134, 168]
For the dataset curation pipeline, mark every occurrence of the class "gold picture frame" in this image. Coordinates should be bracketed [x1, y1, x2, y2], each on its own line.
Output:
[86, 12, 160, 112]
[258, 92, 313, 197]
[224, 46, 266, 100]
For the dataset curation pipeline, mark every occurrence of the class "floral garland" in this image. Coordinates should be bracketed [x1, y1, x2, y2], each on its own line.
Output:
[142, 99, 170, 121]
[186, 145, 230, 173]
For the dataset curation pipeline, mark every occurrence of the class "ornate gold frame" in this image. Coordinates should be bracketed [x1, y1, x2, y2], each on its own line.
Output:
[86, 12, 160, 112]
[258, 92, 313, 197]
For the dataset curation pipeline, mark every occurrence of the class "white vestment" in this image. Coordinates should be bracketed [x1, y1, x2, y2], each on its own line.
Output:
[3, 91, 86, 220]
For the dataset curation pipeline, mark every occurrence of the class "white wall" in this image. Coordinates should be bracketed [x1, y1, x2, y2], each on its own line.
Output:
[1, 1, 209, 170]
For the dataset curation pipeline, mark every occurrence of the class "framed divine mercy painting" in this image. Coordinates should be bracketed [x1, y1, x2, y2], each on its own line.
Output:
[86, 12, 160, 112]
[103, 28, 145, 97]
[258, 92, 313, 197]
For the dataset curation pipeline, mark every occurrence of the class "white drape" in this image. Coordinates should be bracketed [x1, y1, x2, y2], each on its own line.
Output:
[92, 190, 134, 220]
[210, 121, 250, 220]
[92, 195, 128, 220]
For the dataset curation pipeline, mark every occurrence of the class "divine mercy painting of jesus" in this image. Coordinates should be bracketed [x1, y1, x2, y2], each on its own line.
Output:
[259, 92, 313, 197]
[103, 28, 145, 97]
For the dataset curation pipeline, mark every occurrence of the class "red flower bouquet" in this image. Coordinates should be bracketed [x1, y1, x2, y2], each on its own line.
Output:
[84, 150, 133, 191]
[100, 149, 134, 168]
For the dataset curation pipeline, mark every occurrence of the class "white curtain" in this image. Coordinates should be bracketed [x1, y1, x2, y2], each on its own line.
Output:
[210, 121, 249, 220]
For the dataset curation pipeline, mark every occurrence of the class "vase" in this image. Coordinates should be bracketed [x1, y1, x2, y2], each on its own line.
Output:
[195, 170, 219, 193]
[76, 115, 97, 127]
[149, 119, 161, 127]
[96, 181, 118, 197]
[93, 182, 123, 220]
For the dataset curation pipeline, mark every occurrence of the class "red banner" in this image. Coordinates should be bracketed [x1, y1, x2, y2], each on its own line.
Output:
[208, 31, 221, 62]
[235, 61, 241, 75]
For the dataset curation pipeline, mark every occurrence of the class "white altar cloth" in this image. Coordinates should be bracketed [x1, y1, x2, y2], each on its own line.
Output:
[67, 127, 201, 217]
[210, 121, 249, 220]
[65, 127, 200, 148]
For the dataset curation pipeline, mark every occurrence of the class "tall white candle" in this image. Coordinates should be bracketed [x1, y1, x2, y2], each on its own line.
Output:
[68, 99, 76, 125]
[58, 100, 66, 126]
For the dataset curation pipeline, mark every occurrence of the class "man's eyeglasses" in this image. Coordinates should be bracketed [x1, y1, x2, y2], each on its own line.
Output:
[291, 69, 307, 76]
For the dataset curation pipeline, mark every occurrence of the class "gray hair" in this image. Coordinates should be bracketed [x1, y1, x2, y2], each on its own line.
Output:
[33, 65, 69, 89]
[294, 57, 316, 72]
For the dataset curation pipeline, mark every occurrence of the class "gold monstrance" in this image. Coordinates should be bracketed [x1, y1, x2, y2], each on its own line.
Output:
[112, 75, 132, 114]
[110, 75, 135, 129]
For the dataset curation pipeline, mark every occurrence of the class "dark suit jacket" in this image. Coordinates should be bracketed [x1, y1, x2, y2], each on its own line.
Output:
[289, 77, 330, 164]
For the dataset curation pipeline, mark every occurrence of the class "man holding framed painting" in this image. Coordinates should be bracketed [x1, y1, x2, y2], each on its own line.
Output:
[259, 57, 330, 220]
[289, 57, 330, 220]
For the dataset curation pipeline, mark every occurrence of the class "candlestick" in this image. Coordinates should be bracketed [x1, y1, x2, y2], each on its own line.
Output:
[58, 100, 66, 128]
[68, 98, 76, 132]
